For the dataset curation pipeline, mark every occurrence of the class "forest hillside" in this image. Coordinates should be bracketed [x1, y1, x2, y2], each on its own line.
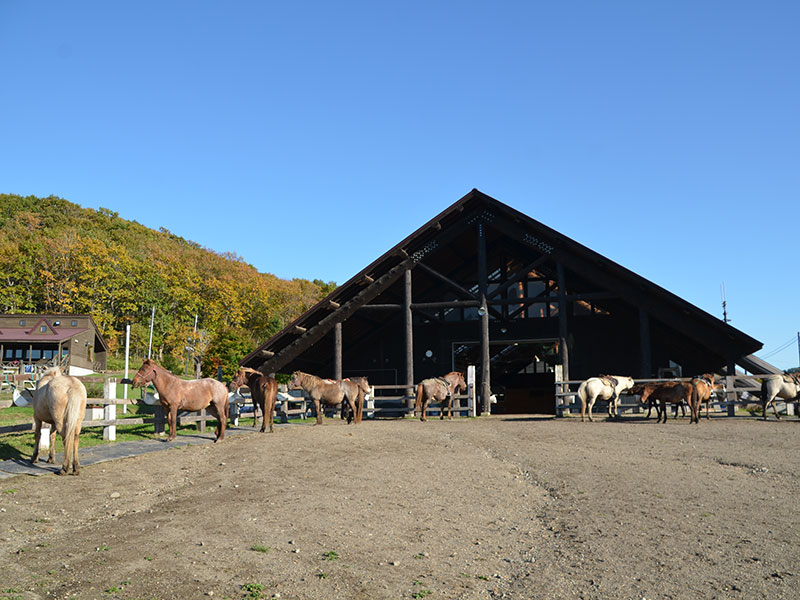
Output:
[0, 194, 336, 378]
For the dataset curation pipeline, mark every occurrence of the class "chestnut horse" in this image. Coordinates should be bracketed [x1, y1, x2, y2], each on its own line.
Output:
[577, 375, 635, 422]
[631, 381, 692, 424]
[414, 372, 467, 421]
[689, 374, 719, 423]
[231, 367, 278, 433]
[760, 373, 800, 420]
[131, 359, 229, 442]
[288, 371, 364, 425]
[30, 367, 87, 475]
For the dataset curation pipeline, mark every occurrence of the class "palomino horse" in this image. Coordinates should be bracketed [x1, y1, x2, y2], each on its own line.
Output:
[231, 367, 278, 433]
[689, 374, 719, 423]
[414, 372, 467, 421]
[760, 373, 800, 420]
[131, 359, 229, 442]
[631, 381, 692, 424]
[288, 371, 364, 425]
[30, 367, 88, 475]
[577, 375, 635, 422]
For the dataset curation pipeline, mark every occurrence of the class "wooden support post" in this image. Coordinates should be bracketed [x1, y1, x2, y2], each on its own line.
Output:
[639, 308, 652, 378]
[556, 262, 570, 384]
[198, 408, 207, 432]
[103, 402, 116, 441]
[478, 223, 491, 414]
[404, 269, 415, 413]
[153, 404, 165, 435]
[726, 358, 737, 416]
[334, 322, 342, 380]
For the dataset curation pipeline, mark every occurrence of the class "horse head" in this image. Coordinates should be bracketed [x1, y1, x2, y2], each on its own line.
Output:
[288, 371, 304, 390]
[231, 367, 255, 390]
[131, 359, 158, 388]
[449, 371, 467, 394]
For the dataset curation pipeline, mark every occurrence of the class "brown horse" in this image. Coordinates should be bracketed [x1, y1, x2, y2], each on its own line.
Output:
[414, 372, 467, 421]
[288, 371, 362, 425]
[340, 376, 370, 424]
[689, 374, 719, 423]
[631, 381, 692, 424]
[131, 359, 229, 442]
[231, 367, 278, 433]
[30, 367, 87, 475]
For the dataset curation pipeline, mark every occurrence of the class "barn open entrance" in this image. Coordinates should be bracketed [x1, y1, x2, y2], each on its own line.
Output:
[452, 338, 559, 414]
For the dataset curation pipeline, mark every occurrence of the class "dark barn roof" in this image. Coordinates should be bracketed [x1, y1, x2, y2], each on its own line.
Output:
[242, 190, 762, 401]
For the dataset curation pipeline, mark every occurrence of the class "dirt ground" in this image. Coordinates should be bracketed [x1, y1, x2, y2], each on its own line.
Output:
[0, 414, 798, 600]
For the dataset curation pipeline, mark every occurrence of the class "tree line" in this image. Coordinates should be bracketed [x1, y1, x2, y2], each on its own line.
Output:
[0, 194, 336, 379]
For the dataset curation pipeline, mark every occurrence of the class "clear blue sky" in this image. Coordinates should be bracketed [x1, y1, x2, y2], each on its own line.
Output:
[1, 1, 798, 370]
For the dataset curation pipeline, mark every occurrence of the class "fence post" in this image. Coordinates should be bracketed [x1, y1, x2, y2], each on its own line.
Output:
[40, 426, 51, 451]
[153, 404, 165, 435]
[198, 408, 207, 432]
[103, 403, 116, 441]
[467, 365, 476, 417]
[726, 375, 736, 417]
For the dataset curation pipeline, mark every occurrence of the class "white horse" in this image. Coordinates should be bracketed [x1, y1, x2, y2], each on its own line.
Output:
[760, 374, 800, 420]
[577, 375, 635, 422]
[30, 367, 88, 475]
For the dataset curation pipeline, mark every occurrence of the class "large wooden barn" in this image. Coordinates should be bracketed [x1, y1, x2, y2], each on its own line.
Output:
[242, 190, 767, 414]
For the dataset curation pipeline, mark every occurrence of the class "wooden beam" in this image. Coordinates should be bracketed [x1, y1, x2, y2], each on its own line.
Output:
[557, 261, 570, 382]
[260, 350, 275, 358]
[404, 268, 414, 412]
[358, 303, 402, 310]
[326, 300, 340, 309]
[334, 322, 342, 380]
[291, 325, 307, 334]
[359, 275, 374, 284]
[415, 262, 476, 299]
[477, 222, 491, 413]
[487, 255, 549, 300]
[412, 300, 480, 310]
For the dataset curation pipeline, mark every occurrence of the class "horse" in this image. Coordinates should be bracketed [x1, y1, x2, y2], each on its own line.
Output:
[760, 373, 800, 420]
[631, 381, 692, 424]
[288, 371, 361, 425]
[577, 375, 635, 422]
[339, 376, 370, 424]
[414, 372, 467, 421]
[231, 367, 278, 433]
[131, 359, 229, 442]
[689, 374, 720, 423]
[30, 367, 87, 475]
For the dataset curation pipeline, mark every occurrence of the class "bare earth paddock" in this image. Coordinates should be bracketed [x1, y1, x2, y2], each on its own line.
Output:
[1, 415, 798, 600]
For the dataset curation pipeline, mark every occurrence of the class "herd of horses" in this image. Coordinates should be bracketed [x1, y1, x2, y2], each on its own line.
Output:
[13, 361, 800, 476]
[577, 372, 800, 424]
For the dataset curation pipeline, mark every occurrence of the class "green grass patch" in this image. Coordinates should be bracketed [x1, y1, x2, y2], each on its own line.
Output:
[322, 550, 340, 561]
[251, 545, 270, 553]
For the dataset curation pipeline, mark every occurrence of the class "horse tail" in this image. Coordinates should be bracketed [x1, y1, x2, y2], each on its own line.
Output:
[415, 382, 424, 410]
[690, 382, 700, 423]
[577, 381, 588, 404]
[62, 381, 87, 462]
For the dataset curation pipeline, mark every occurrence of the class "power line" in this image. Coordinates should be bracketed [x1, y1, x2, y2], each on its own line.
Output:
[760, 336, 799, 359]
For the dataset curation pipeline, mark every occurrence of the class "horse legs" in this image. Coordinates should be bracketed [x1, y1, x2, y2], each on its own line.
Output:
[168, 405, 179, 441]
[313, 398, 323, 425]
[48, 425, 58, 464]
[421, 398, 429, 422]
[266, 397, 275, 433]
[586, 395, 596, 422]
[253, 399, 260, 430]
[31, 418, 42, 464]
[346, 397, 356, 424]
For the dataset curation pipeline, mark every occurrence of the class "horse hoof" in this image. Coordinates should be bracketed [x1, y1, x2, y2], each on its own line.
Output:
[57, 469, 67, 476]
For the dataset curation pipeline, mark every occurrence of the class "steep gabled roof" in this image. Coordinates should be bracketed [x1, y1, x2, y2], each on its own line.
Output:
[242, 189, 761, 373]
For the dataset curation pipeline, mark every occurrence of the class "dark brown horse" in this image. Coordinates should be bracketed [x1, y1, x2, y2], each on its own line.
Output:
[131, 359, 229, 442]
[231, 367, 278, 433]
[631, 381, 692, 424]
[689, 374, 719, 423]
[288, 371, 363, 425]
[415, 372, 467, 421]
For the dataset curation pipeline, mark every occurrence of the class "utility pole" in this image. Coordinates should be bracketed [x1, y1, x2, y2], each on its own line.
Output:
[147, 306, 155, 359]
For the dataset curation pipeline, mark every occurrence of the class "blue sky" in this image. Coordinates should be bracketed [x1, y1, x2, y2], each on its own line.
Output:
[1, 1, 798, 369]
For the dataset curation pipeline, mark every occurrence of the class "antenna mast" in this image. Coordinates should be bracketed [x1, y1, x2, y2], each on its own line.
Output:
[720, 282, 729, 324]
